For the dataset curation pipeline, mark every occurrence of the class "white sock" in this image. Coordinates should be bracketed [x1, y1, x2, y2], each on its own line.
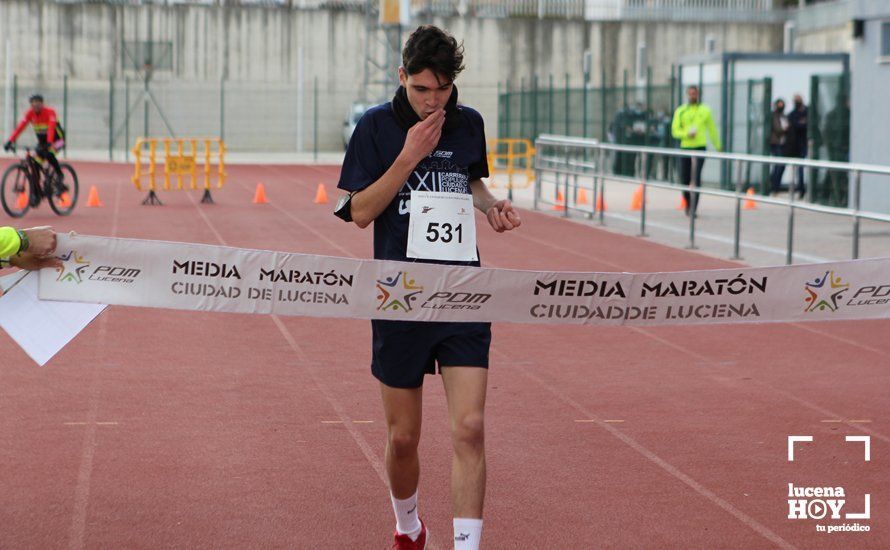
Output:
[391, 491, 422, 540]
[453, 518, 483, 550]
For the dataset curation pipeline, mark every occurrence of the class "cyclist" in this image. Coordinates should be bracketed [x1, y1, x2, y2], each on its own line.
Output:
[4, 94, 68, 195]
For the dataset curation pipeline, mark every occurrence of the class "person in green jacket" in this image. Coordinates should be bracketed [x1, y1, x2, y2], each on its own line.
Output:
[0, 226, 61, 272]
[671, 85, 721, 217]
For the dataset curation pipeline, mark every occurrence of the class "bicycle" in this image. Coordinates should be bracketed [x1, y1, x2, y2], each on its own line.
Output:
[1, 145, 79, 218]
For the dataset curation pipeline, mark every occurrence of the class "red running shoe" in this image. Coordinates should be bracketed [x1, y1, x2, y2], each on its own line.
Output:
[392, 520, 427, 549]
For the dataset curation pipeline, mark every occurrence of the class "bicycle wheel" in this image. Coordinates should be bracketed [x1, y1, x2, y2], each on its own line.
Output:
[1, 163, 32, 218]
[47, 164, 80, 216]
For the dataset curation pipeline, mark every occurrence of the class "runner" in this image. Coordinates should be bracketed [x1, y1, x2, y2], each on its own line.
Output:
[337, 25, 520, 550]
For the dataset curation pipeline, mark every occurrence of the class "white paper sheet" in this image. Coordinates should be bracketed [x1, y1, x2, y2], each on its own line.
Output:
[0, 271, 106, 366]
[0, 270, 28, 294]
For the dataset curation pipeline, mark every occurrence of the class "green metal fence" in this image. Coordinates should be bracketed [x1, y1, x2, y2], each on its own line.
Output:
[499, 69, 769, 190]
[499, 67, 850, 206]
[2, 75, 344, 160]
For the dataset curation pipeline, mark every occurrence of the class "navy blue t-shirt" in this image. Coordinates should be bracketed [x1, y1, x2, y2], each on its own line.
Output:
[337, 102, 489, 266]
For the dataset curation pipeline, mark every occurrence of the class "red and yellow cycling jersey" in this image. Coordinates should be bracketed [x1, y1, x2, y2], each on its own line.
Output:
[8, 106, 60, 144]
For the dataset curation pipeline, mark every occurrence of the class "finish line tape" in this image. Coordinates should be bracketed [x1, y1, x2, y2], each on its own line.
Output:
[38, 234, 890, 327]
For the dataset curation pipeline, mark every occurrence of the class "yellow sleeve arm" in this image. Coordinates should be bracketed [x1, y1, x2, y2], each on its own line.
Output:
[706, 109, 722, 151]
[671, 107, 686, 141]
[0, 226, 22, 258]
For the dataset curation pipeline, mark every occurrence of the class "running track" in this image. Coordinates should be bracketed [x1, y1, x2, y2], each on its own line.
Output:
[0, 160, 887, 549]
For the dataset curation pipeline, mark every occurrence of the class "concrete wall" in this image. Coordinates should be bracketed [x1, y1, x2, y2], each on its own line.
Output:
[0, 1, 784, 151]
[796, 24, 852, 53]
[791, 0, 855, 55]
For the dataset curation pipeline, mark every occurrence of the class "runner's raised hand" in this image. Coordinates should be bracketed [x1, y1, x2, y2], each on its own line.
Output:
[399, 109, 445, 165]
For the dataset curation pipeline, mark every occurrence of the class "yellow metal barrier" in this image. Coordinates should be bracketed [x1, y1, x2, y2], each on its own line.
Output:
[487, 138, 536, 191]
[132, 137, 227, 205]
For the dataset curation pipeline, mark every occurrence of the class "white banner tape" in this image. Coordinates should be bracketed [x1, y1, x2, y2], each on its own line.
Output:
[38, 234, 890, 327]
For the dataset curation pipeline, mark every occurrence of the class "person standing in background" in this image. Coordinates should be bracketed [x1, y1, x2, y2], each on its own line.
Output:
[785, 94, 808, 199]
[769, 98, 789, 196]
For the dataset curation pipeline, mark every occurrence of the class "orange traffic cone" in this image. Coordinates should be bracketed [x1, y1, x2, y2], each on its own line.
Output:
[15, 192, 28, 210]
[577, 188, 589, 204]
[744, 187, 757, 210]
[253, 183, 268, 204]
[595, 193, 606, 212]
[86, 185, 103, 207]
[314, 183, 329, 204]
[678, 195, 688, 211]
[58, 192, 71, 208]
[552, 190, 565, 211]
[630, 185, 643, 211]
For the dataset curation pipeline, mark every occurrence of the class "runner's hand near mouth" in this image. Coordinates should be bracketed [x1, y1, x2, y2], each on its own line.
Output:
[401, 108, 445, 166]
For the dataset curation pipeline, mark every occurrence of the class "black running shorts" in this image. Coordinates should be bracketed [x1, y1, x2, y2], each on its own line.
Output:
[371, 320, 491, 389]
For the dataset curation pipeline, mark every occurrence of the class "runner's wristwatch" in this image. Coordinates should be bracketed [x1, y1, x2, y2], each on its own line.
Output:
[16, 230, 29, 253]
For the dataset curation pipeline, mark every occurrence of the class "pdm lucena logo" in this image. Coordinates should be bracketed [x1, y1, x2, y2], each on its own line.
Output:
[803, 271, 850, 313]
[376, 271, 424, 312]
[55, 251, 91, 284]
